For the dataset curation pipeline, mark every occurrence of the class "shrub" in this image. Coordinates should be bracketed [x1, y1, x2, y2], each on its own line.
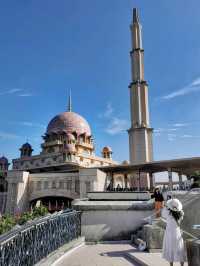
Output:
[32, 205, 48, 218]
[0, 205, 49, 235]
[0, 215, 16, 235]
[17, 211, 33, 225]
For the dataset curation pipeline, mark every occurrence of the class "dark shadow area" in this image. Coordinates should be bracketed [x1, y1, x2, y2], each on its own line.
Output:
[100, 246, 144, 266]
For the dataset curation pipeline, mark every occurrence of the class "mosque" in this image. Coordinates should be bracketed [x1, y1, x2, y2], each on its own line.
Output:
[12, 96, 117, 172]
[3, 8, 197, 215]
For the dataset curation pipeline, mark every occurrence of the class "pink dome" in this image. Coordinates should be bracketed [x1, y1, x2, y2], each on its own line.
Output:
[46, 111, 91, 136]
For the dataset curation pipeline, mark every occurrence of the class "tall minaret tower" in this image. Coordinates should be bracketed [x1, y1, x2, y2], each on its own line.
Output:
[128, 8, 153, 164]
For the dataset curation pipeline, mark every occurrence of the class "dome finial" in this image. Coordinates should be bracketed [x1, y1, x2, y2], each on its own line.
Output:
[133, 8, 139, 23]
[68, 89, 72, 112]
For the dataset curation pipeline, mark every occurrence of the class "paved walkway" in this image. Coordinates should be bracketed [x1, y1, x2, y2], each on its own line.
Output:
[55, 243, 141, 266]
[127, 252, 188, 266]
[54, 243, 189, 266]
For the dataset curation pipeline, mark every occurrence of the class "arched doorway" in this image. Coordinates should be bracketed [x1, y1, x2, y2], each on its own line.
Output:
[30, 196, 73, 213]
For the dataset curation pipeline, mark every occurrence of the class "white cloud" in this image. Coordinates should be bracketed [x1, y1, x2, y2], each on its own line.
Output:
[0, 88, 23, 96]
[0, 131, 20, 140]
[172, 123, 189, 127]
[180, 134, 200, 138]
[18, 93, 33, 97]
[167, 133, 176, 141]
[161, 77, 200, 100]
[168, 133, 176, 137]
[0, 88, 33, 97]
[154, 127, 177, 134]
[104, 103, 113, 118]
[191, 77, 200, 86]
[154, 128, 164, 133]
[99, 102, 113, 119]
[181, 134, 193, 138]
[99, 102, 129, 135]
[168, 128, 178, 132]
[11, 121, 45, 129]
[105, 118, 129, 135]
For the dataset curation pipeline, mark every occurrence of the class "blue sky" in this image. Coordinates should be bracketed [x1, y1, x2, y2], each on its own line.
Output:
[1, 0, 200, 164]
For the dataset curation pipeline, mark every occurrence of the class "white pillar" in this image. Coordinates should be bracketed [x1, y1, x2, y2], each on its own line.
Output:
[149, 172, 154, 191]
[178, 172, 183, 189]
[168, 168, 173, 191]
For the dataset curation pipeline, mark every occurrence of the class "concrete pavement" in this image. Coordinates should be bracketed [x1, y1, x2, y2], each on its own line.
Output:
[55, 243, 141, 266]
[127, 252, 188, 266]
[52, 243, 189, 266]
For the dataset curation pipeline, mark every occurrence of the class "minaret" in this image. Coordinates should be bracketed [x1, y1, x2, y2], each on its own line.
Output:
[68, 90, 72, 112]
[128, 8, 153, 164]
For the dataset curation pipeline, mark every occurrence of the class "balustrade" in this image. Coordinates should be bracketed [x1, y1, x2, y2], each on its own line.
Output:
[0, 210, 81, 266]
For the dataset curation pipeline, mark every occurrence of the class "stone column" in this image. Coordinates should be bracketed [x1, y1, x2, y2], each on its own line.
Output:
[124, 174, 128, 189]
[5, 171, 29, 215]
[111, 172, 114, 190]
[168, 168, 173, 191]
[138, 170, 141, 191]
[149, 172, 154, 191]
[178, 172, 183, 190]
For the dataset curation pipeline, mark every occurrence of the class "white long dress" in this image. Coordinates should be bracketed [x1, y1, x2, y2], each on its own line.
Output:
[162, 207, 187, 262]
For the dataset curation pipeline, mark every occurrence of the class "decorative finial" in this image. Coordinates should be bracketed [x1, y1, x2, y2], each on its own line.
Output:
[68, 89, 72, 112]
[133, 8, 139, 23]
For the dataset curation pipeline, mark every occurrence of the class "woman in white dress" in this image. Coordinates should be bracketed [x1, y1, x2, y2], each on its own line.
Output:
[162, 198, 187, 266]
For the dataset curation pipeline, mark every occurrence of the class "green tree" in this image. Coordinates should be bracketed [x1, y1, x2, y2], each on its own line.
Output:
[190, 171, 200, 188]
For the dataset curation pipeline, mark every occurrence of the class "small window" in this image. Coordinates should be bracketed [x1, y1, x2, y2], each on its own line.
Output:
[37, 181, 42, 191]
[85, 181, 90, 193]
[75, 180, 80, 193]
[67, 180, 72, 190]
[52, 181, 56, 189]
[59, 181, 64, 189]
[44, 181, 48, 189]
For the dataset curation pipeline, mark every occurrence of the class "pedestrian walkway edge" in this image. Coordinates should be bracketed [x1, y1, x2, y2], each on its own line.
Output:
[35, 237, 85, 266]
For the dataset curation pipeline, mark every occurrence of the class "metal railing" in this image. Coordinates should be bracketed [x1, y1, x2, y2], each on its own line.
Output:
[0, 210, 81, 266]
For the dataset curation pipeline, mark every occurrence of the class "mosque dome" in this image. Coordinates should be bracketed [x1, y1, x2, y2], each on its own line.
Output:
[46, 111, 91, 136]
[122, 160, 129, 165]
[0, 156, 8, 164]
[102, 146, 112, 153]
[20, 142, 33, 150]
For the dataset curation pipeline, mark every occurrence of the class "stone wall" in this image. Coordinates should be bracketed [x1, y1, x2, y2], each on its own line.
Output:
[5, 171, 29, 215]
[73, 196, 154, 241]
